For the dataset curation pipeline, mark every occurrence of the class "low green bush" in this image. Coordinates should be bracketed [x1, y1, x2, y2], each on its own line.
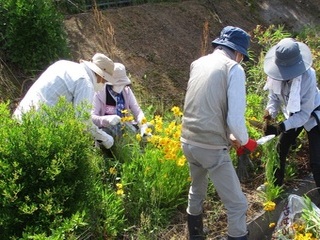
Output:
[0, 99, 125, 239]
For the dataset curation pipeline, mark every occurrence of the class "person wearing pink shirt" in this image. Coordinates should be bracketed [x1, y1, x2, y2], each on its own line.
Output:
[91, 62, 148, 148]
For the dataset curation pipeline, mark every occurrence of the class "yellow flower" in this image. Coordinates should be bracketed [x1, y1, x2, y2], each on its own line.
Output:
[141, 117, 147, 125]
[173, 131, 180, 139]
[136, 134, 142, 142]
[116, 189, 124, 196]
[121, 109, 129, 114]
[109, 167, 117, 175]
[115, 182, 124, 195]
[269, 222, 276, 228]
[146, 127, 152, 134]
[177, 156, 186, 166]
[171, 106, 183, 117]
[121, 115, 134, 122]
[263, 201, 276, 211]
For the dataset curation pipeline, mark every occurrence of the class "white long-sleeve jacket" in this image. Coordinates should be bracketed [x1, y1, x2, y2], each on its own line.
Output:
[13, 60, 111, 142]
[266, 68, 320, 132]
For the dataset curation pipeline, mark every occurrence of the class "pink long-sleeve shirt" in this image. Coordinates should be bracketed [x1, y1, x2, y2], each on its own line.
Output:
[91, 85, 145, 128]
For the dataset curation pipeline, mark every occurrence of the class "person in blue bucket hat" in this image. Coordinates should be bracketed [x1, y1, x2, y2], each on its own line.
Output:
[181, 26, 257, 240]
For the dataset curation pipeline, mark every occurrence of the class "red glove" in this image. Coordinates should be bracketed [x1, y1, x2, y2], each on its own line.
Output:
[236, 138, 258, 156]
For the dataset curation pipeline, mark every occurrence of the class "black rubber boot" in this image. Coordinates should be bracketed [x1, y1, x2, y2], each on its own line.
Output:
[187, 214, 204, 240]
[227, 235, 247, 240]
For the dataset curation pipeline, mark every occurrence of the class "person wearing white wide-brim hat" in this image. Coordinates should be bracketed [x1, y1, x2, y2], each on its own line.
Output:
[262, 38, 320, 194]
[13, 53, 117, 149]
[91, 62, 149, 145]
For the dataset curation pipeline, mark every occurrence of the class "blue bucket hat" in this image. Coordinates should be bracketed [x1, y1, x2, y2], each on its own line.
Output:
[212, 26, 250, 61]
[264, 38, 312, 81]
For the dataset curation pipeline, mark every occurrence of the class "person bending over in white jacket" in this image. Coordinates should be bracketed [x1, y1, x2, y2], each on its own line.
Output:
[13, 53, 116, 149]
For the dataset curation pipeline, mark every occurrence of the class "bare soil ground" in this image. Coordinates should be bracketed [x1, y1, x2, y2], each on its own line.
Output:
[64, 0, 320, 107]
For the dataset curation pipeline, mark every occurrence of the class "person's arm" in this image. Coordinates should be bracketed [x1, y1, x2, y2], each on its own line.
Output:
[265, 92, 281, 119]
[125, 87, 145, 123]
[72, 78, 115, 148]
[91, 91, 106, 128]
[284, 69, 317, 130]
[227, 64, 249, 146]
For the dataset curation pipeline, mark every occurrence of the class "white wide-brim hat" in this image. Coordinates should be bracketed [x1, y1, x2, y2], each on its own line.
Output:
[106, 63, 131, 92]
[264, 38, 312, 80]
[82, 53, 114, 82]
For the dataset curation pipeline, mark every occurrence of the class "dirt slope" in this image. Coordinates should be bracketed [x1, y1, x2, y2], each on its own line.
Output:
[64, 0, 320, 108]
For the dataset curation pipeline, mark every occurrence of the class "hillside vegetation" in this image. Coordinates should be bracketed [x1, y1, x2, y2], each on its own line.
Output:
[63, 0, 320, 107]
[2, 0, 320, 107]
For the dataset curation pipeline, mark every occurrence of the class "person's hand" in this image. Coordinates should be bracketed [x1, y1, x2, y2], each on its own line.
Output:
[263, 110, 272, 122]
[93, 131, 114, 149]
[140, 123, 152, 137]
[236, 138, 257, 156]
[100, 134, 114, 149]
[229, 134, 241, 149]
[101, 115, 121, 126]
[263, 122, 285, 136]
[236, 153, 254, 182]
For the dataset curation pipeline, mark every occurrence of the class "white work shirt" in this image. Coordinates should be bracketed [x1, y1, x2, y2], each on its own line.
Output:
[14, 60, 95, 117]
[13, 60, 108, 141]
[266, 68, 320, 131]
[227, 64, 249, 145]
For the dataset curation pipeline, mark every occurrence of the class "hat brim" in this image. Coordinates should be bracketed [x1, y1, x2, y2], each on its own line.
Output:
[212, 39, 249, 61]
[82, 61, 114, 82]
[263, 42, 313, 80]
[106, 76, 131, 86]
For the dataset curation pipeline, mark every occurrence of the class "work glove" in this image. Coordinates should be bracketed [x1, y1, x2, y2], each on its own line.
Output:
[92, 129, 114, 149]
[236, 153, 254, 183]
[100, 134, 114, 149]
[139, 123, 152, 137]
[263, 122, 285, 136]
[236, 138, 257, 156]
[101, 115, 121, 126]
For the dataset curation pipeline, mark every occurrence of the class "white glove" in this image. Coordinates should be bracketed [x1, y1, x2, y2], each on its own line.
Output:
[101, 134, 114, 149]
[101, 115, 121, 126]
[91, 129, 114, 149]
[140, 123, 151, 137]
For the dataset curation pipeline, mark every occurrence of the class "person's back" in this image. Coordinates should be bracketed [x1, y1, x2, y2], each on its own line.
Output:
[181, 51, 237, 148]
[13, 60, 92, 119]
[13, 53, 117, 150]
[181, 26, 257, 240]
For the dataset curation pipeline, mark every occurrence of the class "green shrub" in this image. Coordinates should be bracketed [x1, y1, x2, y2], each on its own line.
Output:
[0, 99, 125, 239]
[0, 0, 69, 74]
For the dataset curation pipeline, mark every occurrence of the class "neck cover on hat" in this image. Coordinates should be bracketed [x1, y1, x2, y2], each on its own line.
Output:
[263, 76, 302, 115]
[93, 81, 105, 92]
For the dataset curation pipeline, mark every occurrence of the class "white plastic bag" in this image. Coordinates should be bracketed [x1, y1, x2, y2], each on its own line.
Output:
[271, 194, 320, 239]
